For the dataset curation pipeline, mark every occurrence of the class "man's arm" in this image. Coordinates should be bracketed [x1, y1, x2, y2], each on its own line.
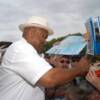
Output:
[38, 56, 90, 88]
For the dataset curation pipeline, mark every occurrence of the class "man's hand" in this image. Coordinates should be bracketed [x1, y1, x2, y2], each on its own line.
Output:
[72, 55, 90, 74]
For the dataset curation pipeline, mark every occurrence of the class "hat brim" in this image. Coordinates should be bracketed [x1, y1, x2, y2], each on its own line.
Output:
[19, 23, 53, 35]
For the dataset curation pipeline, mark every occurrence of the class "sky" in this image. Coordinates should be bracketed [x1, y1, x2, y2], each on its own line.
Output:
[0, 0, 100, 42]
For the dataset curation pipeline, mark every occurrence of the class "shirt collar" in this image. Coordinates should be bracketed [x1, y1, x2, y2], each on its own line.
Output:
[21, 37, 28, 43]
[21, 37, 38, 54]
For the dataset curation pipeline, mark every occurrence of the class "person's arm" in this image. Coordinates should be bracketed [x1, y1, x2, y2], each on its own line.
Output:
[38, 56, 90, 88]
[86, 70, 100, 91]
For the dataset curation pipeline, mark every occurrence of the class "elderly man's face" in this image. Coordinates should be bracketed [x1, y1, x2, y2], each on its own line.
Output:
[30, 27, 48, 53]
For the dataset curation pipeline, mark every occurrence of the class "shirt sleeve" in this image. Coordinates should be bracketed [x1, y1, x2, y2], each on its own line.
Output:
[4, 49, 52, 86]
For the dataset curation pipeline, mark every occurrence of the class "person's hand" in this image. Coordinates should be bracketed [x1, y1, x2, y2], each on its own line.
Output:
[86, 70, 100, 91]
[86, 70, 100, 85]
[80, 56, 91, 75]
[72, 56, 90, 74]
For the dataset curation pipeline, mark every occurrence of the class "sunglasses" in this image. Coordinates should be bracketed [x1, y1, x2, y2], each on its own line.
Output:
[60, 60, 70, 64]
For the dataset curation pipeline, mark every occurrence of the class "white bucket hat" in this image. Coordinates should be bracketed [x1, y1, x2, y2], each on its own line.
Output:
[19, 16, 53, 35]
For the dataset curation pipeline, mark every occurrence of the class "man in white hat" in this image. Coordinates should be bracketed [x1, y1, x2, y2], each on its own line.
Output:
[0, 16, 90, 100]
